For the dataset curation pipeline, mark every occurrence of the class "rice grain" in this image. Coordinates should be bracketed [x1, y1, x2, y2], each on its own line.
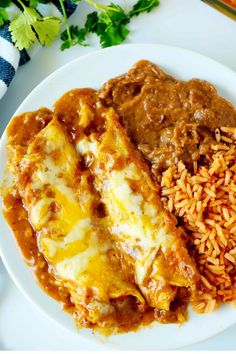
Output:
[160, 133, 236, 311]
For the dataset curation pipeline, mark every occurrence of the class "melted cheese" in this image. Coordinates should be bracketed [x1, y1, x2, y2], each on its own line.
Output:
[77, 136, 99, 156]
[30, 197, 54, 229]
[110, 168, 143, 217]
[79, 141, 164, 256]
[78, 102, 94, 128]
[95, 164, 168, 283]
[56, 248, 98, 280]
[41, 218, 93, 260]
[55, 232, 111, 282]
[75, 108, 197, 310]
[8, 118, 144, 323]
[28, 155, 83, 234]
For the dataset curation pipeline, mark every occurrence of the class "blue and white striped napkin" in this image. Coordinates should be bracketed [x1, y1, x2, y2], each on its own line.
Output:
[0, 0, 77, 100]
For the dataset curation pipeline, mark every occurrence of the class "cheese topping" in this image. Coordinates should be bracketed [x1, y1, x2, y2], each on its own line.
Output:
[75, 107, 197, 309]
[6, 117, 144, 324]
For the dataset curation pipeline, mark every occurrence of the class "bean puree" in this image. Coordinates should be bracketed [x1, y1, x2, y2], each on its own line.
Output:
[99, 60, 236, 177]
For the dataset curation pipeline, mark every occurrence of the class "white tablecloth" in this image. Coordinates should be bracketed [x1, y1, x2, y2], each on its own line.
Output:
[0, 0, 236, 349]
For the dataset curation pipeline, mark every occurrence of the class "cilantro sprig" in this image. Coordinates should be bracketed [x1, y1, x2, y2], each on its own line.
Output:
[8, 0, 61, 50]
[1, 0, 159, 51]
[129, 0, 159, 17]
[61, 0, 160, 50]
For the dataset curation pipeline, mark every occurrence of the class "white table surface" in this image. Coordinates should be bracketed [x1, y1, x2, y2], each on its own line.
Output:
[0, 0, 236, 350]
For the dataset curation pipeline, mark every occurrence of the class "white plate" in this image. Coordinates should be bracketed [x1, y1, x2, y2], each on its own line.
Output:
[1, 44, 236, 350]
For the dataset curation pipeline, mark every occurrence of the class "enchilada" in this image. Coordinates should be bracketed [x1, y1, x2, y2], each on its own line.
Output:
[3, 114, 145, 332]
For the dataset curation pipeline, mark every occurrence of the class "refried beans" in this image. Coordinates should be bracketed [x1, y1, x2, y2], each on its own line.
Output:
[99, 60, 236, 178]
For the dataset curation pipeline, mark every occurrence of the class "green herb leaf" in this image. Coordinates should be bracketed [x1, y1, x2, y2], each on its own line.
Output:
[0, 8, 8, 26]
[0, 0, 11, 8]
[60, 24, 87, 50]
[97, 22, 129, 48]
[60, 9, 99, 51]
[99, 3, 128, 25]
[94, 4, 130, 48]
[129, 0, 160, 17]
[84, 11, 98, 33]
[33, 17, 61, 45]
[4, 0, 159, 52]
[60, 0, 159, 51]
[29, 0, 51, 9]
[9, 5, 61, 50]
[9, 8, 38, 49]
[29, 0, 39, 8]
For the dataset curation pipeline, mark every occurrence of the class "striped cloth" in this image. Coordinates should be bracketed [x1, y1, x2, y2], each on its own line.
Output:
[0, 0, 77, 100]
